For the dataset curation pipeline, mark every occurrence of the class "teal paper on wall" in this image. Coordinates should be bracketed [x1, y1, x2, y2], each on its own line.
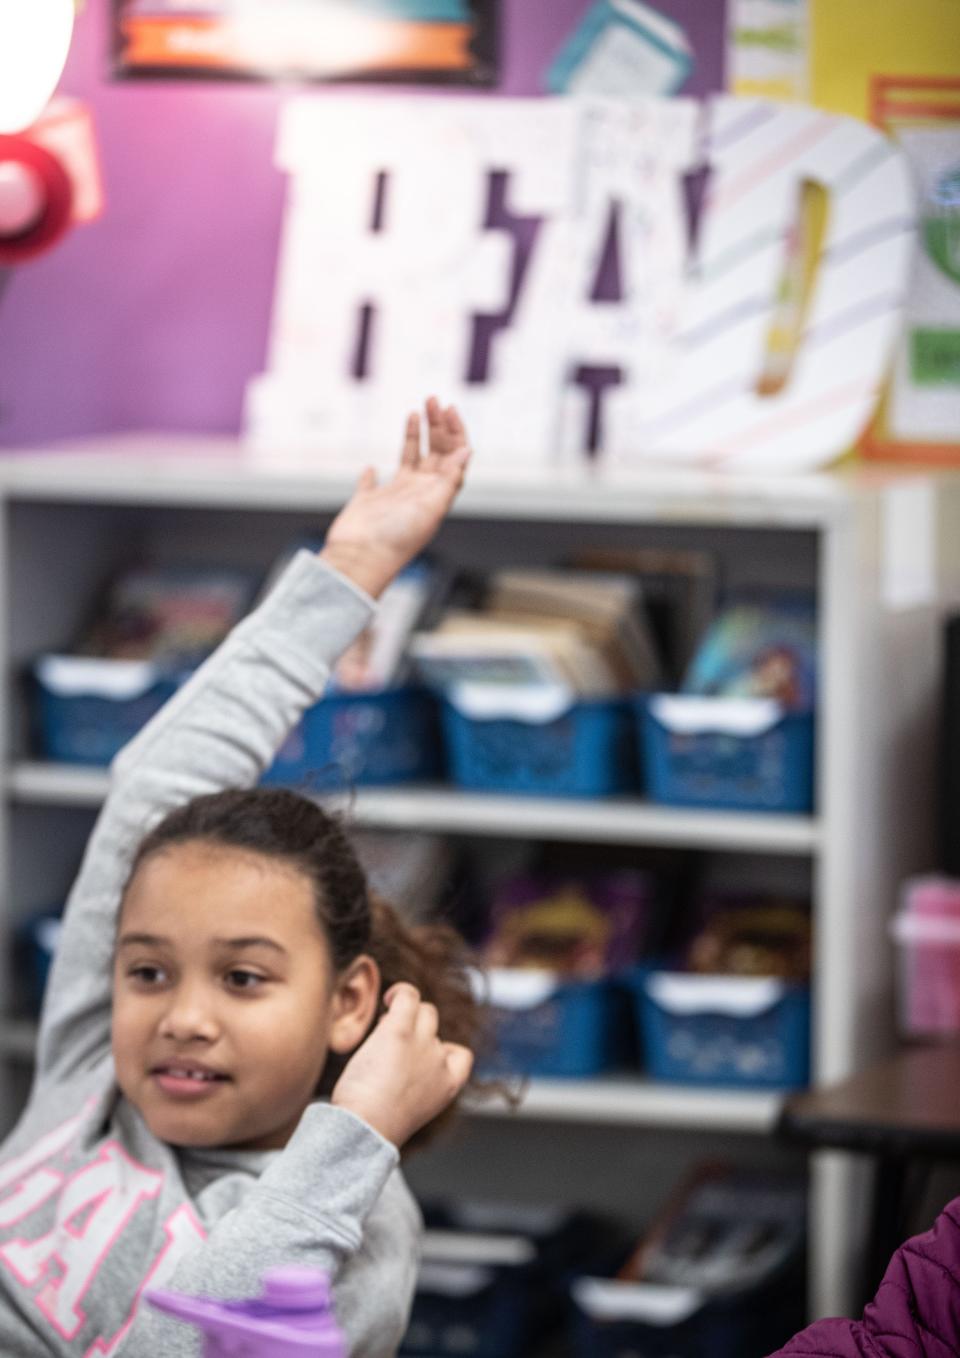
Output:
[545, 0, 692, 96]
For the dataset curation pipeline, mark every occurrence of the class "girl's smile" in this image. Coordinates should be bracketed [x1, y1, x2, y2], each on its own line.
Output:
[151, 1059, 230, 1098]
[111, 841, 376, 1150]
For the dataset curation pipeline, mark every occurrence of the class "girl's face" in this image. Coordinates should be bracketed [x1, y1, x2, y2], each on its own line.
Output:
[111, 841, 378, 1150]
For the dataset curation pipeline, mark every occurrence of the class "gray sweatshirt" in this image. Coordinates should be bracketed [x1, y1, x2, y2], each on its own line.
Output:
[0, 551, 421, 1357]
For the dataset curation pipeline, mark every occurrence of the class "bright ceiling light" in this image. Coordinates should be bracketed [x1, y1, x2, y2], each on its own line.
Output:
[0, 0, 76, 136]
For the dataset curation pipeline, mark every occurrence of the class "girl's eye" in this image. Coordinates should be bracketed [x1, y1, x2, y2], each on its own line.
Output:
[128, 965, 166, 986]
[226, 970, 265, 992]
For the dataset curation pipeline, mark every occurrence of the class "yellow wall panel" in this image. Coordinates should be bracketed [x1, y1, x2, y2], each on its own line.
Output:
[811, 0, 960, 121]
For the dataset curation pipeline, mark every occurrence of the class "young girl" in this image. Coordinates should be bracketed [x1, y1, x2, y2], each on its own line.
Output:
[768, 1202, 960, 1357]
[0, 400, 477, 1357]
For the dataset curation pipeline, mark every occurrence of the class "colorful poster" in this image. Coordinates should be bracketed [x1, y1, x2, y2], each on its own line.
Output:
[805, 0, 960, 462]
[112, 0, 498, 85]
[727, 0, 809, 102]
[864, 78, 960, 457]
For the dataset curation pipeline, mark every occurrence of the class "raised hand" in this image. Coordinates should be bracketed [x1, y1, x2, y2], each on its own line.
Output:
[330, 983, 474, 1149]
[319, 398, 470, 599]
[423, 394, 468, 461]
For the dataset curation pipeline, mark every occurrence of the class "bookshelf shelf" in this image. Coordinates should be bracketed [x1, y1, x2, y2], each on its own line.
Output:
[0, 437, 847, 527]
[7, 764, 822, 854]
[468, 1076, 782, 1133]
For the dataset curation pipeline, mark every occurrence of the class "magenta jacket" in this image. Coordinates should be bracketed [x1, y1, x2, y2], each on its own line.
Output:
[769, 1199, 960, 1357]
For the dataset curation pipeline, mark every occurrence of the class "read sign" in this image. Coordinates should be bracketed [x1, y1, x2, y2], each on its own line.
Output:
[247, 95, 915, 475]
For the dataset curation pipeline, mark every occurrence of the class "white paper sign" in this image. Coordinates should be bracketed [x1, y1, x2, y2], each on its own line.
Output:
[245, 94, 915, 478]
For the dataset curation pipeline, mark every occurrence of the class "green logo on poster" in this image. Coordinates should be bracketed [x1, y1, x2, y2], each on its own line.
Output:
[924, 164, 960, 286]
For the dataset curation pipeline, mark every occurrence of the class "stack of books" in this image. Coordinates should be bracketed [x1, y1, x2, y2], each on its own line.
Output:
[410, 568, 663, 698]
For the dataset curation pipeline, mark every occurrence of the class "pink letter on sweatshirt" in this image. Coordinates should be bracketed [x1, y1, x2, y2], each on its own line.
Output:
[85, 1203, 206, 1358]
[1, 1142, 162, 1340]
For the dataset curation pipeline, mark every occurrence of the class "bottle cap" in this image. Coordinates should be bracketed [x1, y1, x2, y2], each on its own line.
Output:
[259, 1266, 332, 1312]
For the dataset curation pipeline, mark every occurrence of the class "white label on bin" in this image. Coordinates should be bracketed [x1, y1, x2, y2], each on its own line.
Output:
[36, 656, 165, 700]
[646, 973, 787, 1016]
[447, 681, 575, 724]
[451, 1201, 568, 1236]
[572, 1278, 704, 1325]
[416, 1262, 495, 1297]
[648, 695, 784, 737]
[469, 966, 561, 1010]
[36, 919, 62, 953]
[421, 1230, 537, 1267]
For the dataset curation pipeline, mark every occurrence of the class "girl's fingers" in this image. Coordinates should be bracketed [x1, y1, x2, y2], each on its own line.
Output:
[444, 1043, 475, 1089]
[419, 444, 470, 496]
[419, 397, 470, 474]
[442, 445, 471, 484]
[356, 466, 378, 492]
[425, 435, 471, 479]
[400, 412, 421, 468]
[426, 396, 448, 457]
[416, 1001, 440, 1041]
[381, 982, 421, 1034]
[383, 980, 419, 1006]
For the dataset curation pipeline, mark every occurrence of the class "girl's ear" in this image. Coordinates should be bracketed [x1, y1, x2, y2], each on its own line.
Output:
[328, 955, 381, 1055]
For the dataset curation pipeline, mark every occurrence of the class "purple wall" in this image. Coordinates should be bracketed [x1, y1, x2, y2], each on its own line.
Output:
[0, 0, 725, 448]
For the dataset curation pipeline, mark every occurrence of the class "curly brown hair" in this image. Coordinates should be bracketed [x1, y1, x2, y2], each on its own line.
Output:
[124, 786, 488, 1150]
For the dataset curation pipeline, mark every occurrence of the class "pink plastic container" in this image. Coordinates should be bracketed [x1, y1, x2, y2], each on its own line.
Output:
[891, 876, 960, 1035]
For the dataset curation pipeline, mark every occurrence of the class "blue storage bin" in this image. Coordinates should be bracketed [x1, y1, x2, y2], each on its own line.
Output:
[442, 696, 635, 797]
[570, 1162, 807, 1358]
[404, 1203, 594, 1358]
[263, 686, 440, 790]
[570, 1269, 805, 1358]
[639, 694, 814, 813]
[476, 969, 631, 1078]
[630, 969, 810, 1089]
[403, 1261, 535, 1358]
[32, 655, 186, 766]
[16, 912, 62, 1012]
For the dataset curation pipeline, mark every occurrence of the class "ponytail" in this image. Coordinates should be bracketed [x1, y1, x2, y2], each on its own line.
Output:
[372, 891, 490, 1148]
[318, 891, 488, 1149]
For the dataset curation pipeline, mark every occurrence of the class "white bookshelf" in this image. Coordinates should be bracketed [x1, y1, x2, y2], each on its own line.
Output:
[0, 437, 956, 1320]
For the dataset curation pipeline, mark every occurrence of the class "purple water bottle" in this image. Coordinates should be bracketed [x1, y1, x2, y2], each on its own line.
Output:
[146, 1266, 347, 1356]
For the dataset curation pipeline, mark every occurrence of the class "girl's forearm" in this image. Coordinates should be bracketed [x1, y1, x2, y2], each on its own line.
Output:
[117, 1105, 414, 1358]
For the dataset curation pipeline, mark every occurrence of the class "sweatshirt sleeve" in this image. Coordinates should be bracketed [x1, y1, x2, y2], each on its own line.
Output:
[766, 1198, 960, 1358]
[33, 551, 374, 1090]
[118, 1104, 421, 1358]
